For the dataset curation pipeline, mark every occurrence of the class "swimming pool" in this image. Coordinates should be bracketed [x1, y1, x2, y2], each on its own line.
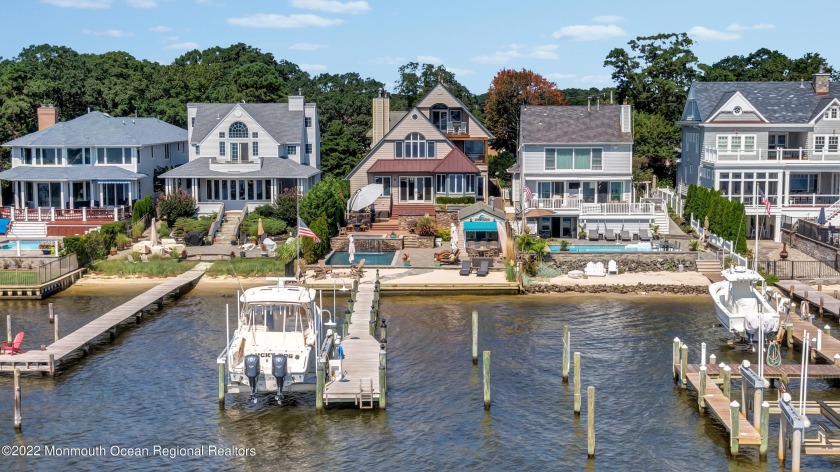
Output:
[325, 251, 397, 266]
[549, 243, 653, 253]
[0, 240, 53, 251]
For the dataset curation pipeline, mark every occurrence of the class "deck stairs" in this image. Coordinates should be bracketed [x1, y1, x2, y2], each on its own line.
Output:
[826, 199, 840, 224]
[369, 217, 400, 232]
[216, 211, 241, 244]
[7, 221, 48, 239]
[696, 259, 722, 275]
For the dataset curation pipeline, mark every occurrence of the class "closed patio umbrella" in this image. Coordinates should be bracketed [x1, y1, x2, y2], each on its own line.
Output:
[257, 217, 265, 238]
[348, 234, 356, 264]
[150, 217, 160, 246]
[819, 206, 827, 225]
[450, 222, 458, 251]
[350, 183, 384, 211]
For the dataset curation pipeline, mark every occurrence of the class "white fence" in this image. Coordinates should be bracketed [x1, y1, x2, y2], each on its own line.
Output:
[690, 215, 748, 268]
[656, 188, 684, 216]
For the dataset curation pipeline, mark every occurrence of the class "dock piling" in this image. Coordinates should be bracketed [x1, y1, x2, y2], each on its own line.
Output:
[48, 303, 54, 324]
[778, 408, 786, 461]
[835, 354, 840, 367]
[680, 344, 688, 389]
[563, 325, 570, 383]
[54, 314, 58, 343]
[316, 362, 325, 411]
[574, 352, 581, 414]
[218, 363, 225, 408]
[48, 354, 55, 377]
[722, 365, 731, 399]
[753, 386, 763, 429]
[483, 350, 491, 410]
[730, 401, 740, 455]
[698, 366, 707, 411]
[825, 325, 831, 336]
[6, 315, 10, 344]
[760, 401, 769, 458]
[472, 311, 478, 365]
[792, 429, 802, 472]
[379, 347, 387, 410]
[709, 354, 716, 366]
[587, 386, 595, 458]
[700, 342, 706, 366]
[672, 337, 680, 382]
[13, 368, 21, 430]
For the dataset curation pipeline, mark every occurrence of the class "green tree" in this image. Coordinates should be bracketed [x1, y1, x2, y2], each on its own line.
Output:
[320, 121, 364, 179]
[299, 176, 349, 238]
[488, 151, 517, 187]
[273, 188, 299, 228]
[632, 111, 680, 186]
[391, 62, 477, 112]
[700, 48, 833, 82]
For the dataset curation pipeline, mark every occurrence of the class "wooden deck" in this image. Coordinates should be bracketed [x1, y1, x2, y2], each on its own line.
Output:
[680, 362, 840, 380]
[0, 263, 209, 373]
[323, 283, 382, 406]
[679, 368, 763, 445]
[778, 280, 840, 319]
[788, 315, 840, 364]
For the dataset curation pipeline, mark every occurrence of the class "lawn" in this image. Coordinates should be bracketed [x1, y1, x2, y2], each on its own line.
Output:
[90, 260, 198, 277]
[208, 258, 290, 277]
[0, 271, 40, 285]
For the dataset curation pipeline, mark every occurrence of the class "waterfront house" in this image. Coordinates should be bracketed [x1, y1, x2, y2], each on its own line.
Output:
[158, 93, 321, 212]
[0, 106, 187, 236]
[510, 102, 665, 239]
[346, 84, 493, 221]
[677, 69, 840, 241]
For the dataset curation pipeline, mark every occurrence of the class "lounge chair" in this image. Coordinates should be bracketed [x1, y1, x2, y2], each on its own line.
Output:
[608, 260, 618, 275]
[459, 260, 472, 276]
[350, 259, 366, 278]
[588, 229, 600, 241]
[476, 259, 490, 277]
[1, 332, 25, 355]
[584, 262, 606, 277]
[314, 260, 333, 277]
[620, 229, 631, 241]
[639, 229, 651, 241]
[604, 229, 616, 241]
[440, 249, 461, 265]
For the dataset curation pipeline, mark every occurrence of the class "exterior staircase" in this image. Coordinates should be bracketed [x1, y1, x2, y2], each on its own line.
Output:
[825, 199, 840, 224]
[369, 217, 400, 233]
[403, 235, 420, 248]
[7, 221, 48, 239]
[216, 211, 242, 244]
[696, 258, 722, 275]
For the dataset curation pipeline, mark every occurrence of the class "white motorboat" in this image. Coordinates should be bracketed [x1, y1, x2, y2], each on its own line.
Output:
[709, 266, 779, 340]
[218, 278, 332, 401]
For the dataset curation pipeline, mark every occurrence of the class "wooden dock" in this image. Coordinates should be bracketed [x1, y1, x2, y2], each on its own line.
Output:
[680, 362, 840, 381]
[0, 263, 210, 374]
[787, 315, 840, 365]
[323, 281, 382, 407]
[778, 280, 840, 319]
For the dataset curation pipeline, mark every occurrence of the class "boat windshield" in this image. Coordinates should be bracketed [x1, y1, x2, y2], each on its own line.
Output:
[246, 303, 311, 333]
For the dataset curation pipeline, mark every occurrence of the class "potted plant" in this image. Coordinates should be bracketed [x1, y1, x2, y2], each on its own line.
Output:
[230, 237, 237, 246]
[239, 245, 247, 258]
[38, 242, 53, 255]
[116, 233, 132, 250]
[578, 223, 587, 240]
[389, 231, 396, 239]
[558, 240, 570, 251]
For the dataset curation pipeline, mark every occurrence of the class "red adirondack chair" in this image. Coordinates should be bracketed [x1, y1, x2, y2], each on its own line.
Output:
[1, 332, 25, 355]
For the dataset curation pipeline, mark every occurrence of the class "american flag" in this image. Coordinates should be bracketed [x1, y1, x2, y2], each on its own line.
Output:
[523, 185, 532, 202]
[758, 187, 771, 217]
[298, 218, 321, 243]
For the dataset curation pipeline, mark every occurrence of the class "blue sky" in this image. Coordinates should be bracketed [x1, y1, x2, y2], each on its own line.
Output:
[6, 0, 840, 94]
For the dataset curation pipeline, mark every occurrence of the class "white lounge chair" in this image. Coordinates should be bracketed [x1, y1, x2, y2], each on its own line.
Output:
[584, 261, 607, 277]
[608, 260, 618, 275]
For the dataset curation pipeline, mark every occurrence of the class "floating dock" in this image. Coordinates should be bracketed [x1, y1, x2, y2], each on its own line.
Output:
[0, 263, 209, 374]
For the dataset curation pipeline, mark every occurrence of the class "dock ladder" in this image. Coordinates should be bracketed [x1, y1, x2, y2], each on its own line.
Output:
[357, 379, 374, 409]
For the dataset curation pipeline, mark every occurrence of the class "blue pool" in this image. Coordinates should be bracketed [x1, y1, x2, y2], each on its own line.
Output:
[0, 240, 53, 250]
[549, 243, 653, 253]
[326, 251, 397, 266]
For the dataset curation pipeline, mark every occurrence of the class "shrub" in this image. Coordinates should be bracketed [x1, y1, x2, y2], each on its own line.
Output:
[415, 216, 437, 236]
[156, 190, 197, 222]
[300, 214, 328, 262]
[273, 188, 300, 228]
[172, 214, 216, 237]
[116, 234, 132, 249]
[689, 240, 700, 251]
[504, 260, 517, 282]
[558, 240, 570, 251]
[240, 213, 288, 238]
[435, 196, 476, 205]
[436, 228, 451, 241]
[131, 220, 146, 239]
[132, 196, 155, 223]
[535, 262, 560, 278]
[158, 222, 171, 238]
[254, 204, 278, 219]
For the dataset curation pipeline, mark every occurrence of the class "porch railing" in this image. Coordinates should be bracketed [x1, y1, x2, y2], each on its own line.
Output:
[1, 205, 130, 222]
[756, 259, 840, 279]
[703, 146, 840, 163]
[580, 203, 655, 215]
[529, 197, 582, 210]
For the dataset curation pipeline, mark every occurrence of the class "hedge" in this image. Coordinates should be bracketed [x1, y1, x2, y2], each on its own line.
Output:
[436, 196, 476, 205]
[683, 184, 747, 253]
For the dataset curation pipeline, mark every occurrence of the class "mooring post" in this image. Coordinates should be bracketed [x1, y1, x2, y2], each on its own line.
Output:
[786, 323, 794, 348]
[6, 315, 10, 344]
[54, 314, 59, 343]
[730, 401, 740, 456]
[778, 411, 786, 461]
[671, 337, 680, 383]
[483, 350, 491, 410]
[14, 368, 21, 430]
[722, 365, 732, 399]
[472, 310, 478, 365]
[218, 363, 225, 408]
[316, 361, 325, 411]
[699, 366, 707, 411]
[574, 351, 581, 414]
[740, 370, 747, 416]
[563, 325, 570, 383]
[820, 297, 825, 317]
[792, 429, 802, 472]
[759, 401, 769, 458]
[709, 354, 716, 367]
[109, 326, 117, 342]
[342, 319, 349, 338]
[587, 386, 595, 458]
[700, 342, 706, 366]
[825, 325, 831, 336]
[48, 303, 54, 324]
[680, 344, 688, 389]
[379, 346, 387, 410]
[49, 354, 55, 377]
[753, 386, 764, 430]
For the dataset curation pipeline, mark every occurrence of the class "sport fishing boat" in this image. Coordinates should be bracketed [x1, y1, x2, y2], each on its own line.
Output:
[709, 266, 779, 342]
[218, 278, 330, 403]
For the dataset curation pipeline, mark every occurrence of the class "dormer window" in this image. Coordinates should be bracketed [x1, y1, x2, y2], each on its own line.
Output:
[824, 106, 840, 120]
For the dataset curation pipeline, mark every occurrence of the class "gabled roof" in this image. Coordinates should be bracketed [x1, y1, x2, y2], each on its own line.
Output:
[158, 156, 320, 179]
[0, 165, 146, 181]
[458, 202, 505, 222]
[188, 103, 304, 145]
[2, 111, 186, 148]
[417, 83, 495, 139]
[520, 105, 632, 144]
[433, 148, 481, 173]
[685, 81, 840, 123]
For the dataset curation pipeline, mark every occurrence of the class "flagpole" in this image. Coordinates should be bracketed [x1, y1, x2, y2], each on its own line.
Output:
[296, 178, 300, 280]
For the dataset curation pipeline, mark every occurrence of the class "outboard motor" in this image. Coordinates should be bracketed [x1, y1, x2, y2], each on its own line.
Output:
[244, 354, 260, 396]
[272, 355, 288, 403]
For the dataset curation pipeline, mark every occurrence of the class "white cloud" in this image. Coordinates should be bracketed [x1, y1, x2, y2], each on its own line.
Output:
[417, 55, 443, 65]
[166, 36, 180, 41]
[369, 56, 406, 65]
[300, 63, 328, 73]
[289, 0, 369, 14]
[592, 15, 624, 23]
[227, 13, 343, 28]
[165, 41, 200, 50]
[688, 26, 740, 41]
[448, 67, 474, 76]
[552, 24, 625, 41]
[126, 0, 156, 7]
[470, 45, 559, 65]
[727, 23, 775, 31]
[82, 29, 134, 37]
[290, 42, 327, 51]
[149, 25, 173, 33]
[579, 74, 612, 85]
[546, 73, 577, 80]
[41, 0, 111, 8]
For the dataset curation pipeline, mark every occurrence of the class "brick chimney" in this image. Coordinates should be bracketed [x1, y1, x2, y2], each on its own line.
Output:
[37, 105, 59, 131]
[813, 66, 830, 95]
[371, 89, 390, 146]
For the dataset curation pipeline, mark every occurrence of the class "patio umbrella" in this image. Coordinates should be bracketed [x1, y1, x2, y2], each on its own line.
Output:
[450, 222, 458, 251]
[257, 217, 265, 238]
[524, 208, 554, 218]
[348, 234, 356, 264]
[350, 183, 384, 211]
[819, 206, 827, 225]
[150, 217, 160, 246]
[704, 216, 710, 241]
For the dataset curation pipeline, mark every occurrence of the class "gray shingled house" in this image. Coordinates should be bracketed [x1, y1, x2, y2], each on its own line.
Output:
[678, 68, 840, 241]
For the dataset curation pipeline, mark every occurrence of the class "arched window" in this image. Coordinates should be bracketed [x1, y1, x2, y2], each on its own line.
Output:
[405, 132, 426, 158]
[229, 122, 248, 138]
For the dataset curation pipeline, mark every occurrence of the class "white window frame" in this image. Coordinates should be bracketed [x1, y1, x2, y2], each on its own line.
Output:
[544, 147, 603, 170]
[219, 141, 225, 156]
[399, 176, 432, 202]
[814, 134, 840, 153]
[824, 106, 840, 120]
[716, 134, 756, 153]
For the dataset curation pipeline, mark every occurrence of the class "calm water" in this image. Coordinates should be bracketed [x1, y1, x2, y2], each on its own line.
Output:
[0, 240, 52, 251]
[1, 284, 840, 471]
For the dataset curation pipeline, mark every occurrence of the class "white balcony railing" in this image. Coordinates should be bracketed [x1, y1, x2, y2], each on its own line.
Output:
[724, 193, 840, 207]
[580, 203, 655, 215]
[209, 156, 262, 172]
[703, 147, 840, 163]
[529, 197, 581, 210]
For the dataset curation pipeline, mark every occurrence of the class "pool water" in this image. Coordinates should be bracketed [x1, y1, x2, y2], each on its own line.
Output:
[0, 240, 52, 250]
[550, 242, 653, 253]
[326, 251, 396, 265]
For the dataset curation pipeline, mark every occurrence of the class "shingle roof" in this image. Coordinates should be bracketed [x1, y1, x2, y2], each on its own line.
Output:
[458, 202, 505, 221]
[0, 165, 146, 181]
[189, 103, 304, 145]
[520, 105, 632, 144]
[685, 81, 840, 123]
[2, 111, 186, 147]
[157, 156, 320, 179]
[368, 159, 439, 173]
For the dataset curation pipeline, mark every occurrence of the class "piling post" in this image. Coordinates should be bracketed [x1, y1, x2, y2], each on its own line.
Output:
[379, 347, 387, 410]
[14, 368, 21, 430]
[672, 337, 680, 382]
[380, 319, 387, 344]
[316, 362, 325, 411]
[562, 325, 570, 382]
[740, 366, 747, 415]
[778, 411, 786, 461]
[753, 386, 764, 430]
[791, 429, 802, 472]
[587, 386, 595, 458]
[730, 400, 740, 456]
[820, 297, 825, 317]
[472, 311, 479, 365]
[342, 319, 349, 338]
[699, 366, 707, 411]
[48, 303, 54, 323]
[786, 323, 794, 348]
[680, 344, 688, 389]
[760, 401, 769, 458]
[483, 350, 491, 410]
[574, 352, 581, 414]
[49, 354, 55, 377]
[54, 314, 58, 343]
[722, 365, 731, 399]
[709, 354, 716, 367]
[701, 342, 706, 366]
[6, 315, 10, 344]
[218, 363, 225, 408]
[825, 325, 831, 336]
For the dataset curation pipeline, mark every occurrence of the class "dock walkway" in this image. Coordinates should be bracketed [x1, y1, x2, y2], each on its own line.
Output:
[682, 370, 763, 446]
[0, 263, 209, 373]
[778, 280, 840, 319]
[680, 362, 840, 380]
[323, 282, 382, 406]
